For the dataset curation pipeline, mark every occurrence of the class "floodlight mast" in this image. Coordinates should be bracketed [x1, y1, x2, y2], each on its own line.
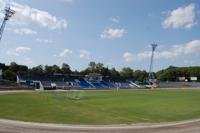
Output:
[0, 7, 15, 41]
[148, 44, 157, 83]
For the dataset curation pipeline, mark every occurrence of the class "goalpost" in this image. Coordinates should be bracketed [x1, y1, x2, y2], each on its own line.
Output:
[52, 89, 84, 100]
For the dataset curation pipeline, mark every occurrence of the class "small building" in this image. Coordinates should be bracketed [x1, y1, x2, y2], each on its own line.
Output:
[85, 73, 103, 82]
[190, 77, 198, 82]
[179, 77, 186, 82]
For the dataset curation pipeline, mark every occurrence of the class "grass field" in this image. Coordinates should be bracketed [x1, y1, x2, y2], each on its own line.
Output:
[0, 89, 200, 125]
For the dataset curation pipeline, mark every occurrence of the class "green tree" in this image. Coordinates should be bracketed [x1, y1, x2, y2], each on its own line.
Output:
[30, 65, 44, 74]
[88, 61, 96, 72]
[110, 68, 120, 80]
[120, 67, 133, 79]
[0, 63, 6, 71]
[133, 70, 148, 81]
[44, 65, 54, 74]
[61, 63, 71, 74]
[52, 65, 62, 73]
[9, 62, 19, 72]
[3, 69, 16, 81]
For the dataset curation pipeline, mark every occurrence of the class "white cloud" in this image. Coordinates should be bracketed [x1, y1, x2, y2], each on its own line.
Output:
[182, 40, 200, 54]
[79, 50, 90, 59]
[162, 4, 197, 29]
[12, 28, 37, 35]
[57, 49, 73, 57]
[7, 46, 31, 56]
[111, 18, 120, 23]
[123, 52, 135, 62]
[36, 38, 52, 44]
[6, 51, 19, 56]
[15, 47, 31, 53]
[123, 40, 200, 62]
[101, 28, 126, 40]
[0, 0, 6, 8]
[1, 1, 68, 30]
[157, 40, 200, 58]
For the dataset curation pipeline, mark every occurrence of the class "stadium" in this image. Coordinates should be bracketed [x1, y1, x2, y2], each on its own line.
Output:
[0, 0, 200, 133]
[15, 70, 200, 90]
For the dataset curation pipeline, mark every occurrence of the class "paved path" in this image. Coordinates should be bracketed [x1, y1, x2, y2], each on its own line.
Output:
[0, 119, 200, 133]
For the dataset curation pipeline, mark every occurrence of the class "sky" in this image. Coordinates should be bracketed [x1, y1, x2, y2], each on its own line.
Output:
[0, 0, 199, 72]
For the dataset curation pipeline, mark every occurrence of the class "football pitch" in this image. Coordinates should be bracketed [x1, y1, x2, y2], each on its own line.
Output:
[0, 89, 200, 125]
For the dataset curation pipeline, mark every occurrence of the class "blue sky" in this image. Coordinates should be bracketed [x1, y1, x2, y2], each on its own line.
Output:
[0, 0, 199, 71]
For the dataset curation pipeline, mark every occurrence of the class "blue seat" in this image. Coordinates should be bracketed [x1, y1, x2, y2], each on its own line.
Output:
[78, 78, 93, 88]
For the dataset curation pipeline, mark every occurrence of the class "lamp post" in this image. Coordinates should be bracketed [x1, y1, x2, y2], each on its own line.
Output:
[148, 44, 157, 84]
[0, 7, 15, 41]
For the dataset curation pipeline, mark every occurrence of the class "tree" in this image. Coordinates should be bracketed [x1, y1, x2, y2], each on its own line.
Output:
[79, 68, 91, 76]
[101, 67, 110, 77]
[156, 66, 200, 81]
[9, 62, 19, 72]
[133, 70, 148, 81]
[61, 63, 71, 74]
[30, 65, 44, 74]
[110, 68, 120, 80]
[0, 63, 6, 71]
[120, 67, 133, 79]
[44, 66, 53, 74]
[88, 61, 96, 72]
[96, 63, 104, 72]
[18, 65, 28, 72]
[3, 69, 16, 81]
[52, 65, 61, 73]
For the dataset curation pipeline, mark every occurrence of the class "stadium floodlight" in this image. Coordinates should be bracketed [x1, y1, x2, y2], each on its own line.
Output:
[0, 6, 15, 41]
[148, 43, 157, 83]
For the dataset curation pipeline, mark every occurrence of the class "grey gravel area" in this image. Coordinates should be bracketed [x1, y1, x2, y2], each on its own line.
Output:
[0, 119, 200, 133]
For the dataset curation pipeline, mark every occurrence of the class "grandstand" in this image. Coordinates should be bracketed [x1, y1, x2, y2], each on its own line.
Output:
[17, 73, 72, 90]
[17, 73, 140, 90]
[16, 72, 200, 90]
